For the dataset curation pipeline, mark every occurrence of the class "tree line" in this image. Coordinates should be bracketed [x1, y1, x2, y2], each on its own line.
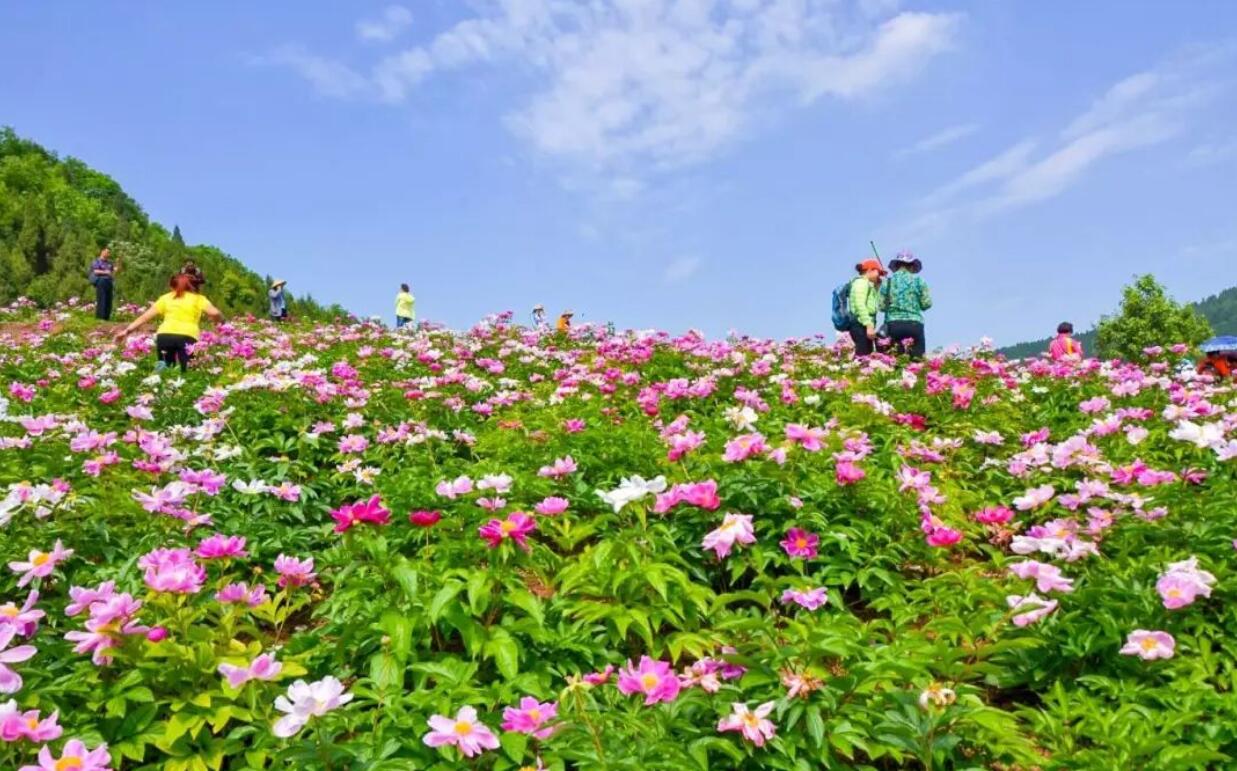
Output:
[0, 127, 346, 320]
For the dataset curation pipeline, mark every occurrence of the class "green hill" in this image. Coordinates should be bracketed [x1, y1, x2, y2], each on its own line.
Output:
[999, 284, 1237, 359]
[0, 127, 344, 319]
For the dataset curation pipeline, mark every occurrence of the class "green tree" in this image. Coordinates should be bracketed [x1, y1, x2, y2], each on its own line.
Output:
[1095, 274, 1213, 360]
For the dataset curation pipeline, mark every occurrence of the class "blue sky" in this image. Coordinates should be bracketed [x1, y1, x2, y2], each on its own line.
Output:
[2, 1, 1235, 345]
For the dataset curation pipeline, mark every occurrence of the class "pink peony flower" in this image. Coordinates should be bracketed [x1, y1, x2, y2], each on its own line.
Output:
[1156, 556, 1215, 610]
[423, 706, 499, 758]
[0, 590, 45, 637]
[8, 540, 73, 588]
[138, 548, 206, 595]
[533, 497, 569, 516]
[408, 510, 442, 527]
[617, 656, 681, 705]
[0, 703, 62, 742]
[195, 533, 248, 560]
[500, 696, 558, 739]
[435, 476, 474, 499]
[274, 555, 316, 588]
[925, 526, 963, 548]
[784, 423, 826, 452]
[0, 626, 37, 693]
[1119, 630, 1175, 660]
[582, 665, 614, 686]
[537, 455, 578, 478]
[1013, 485, 1055, 511]
[18, 738, 111, 771]
[219, 652, 283, 689]
[1006, 593, 1058, 627]
[215, 582, 269, 607]
[330, 495, 392, 533]
[974, 507, 1014, 524]
[835, 460, 865, 486]
[701, 513, 756, 559]
[780, 587, 828, 610]
[717, 701, 776, 747]
[779, 528, 818, 559]
[478, 512, 537, 551]
[1008, 560, 1074, 593]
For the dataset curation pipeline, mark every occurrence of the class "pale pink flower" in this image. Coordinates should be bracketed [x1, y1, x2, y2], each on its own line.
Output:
[435, 476, 474, 499]
[273, 676, 352, 738]
[533, 497, 569, 516]
[0, 590, 45, 637]
[784, 423, 826, 452]
[0, 702, 62, 742]
[1120, 630, 1175, 660]
[701, 514, 756, 559]
[780, 587, 828, 610]
[138, 548, 205, 595]
[717, 702, 776, 747]
[423, 706, 499, 758]
[1013, 484, 1055, 511]
[9, 541, 73, 588]
[17, 738, 111, 771]
[537, 455, 578, 478]
[1008, 560, 1074, 593]
[500, 696, 558, 739]
[218, 653, 283, 689]
[274, 555, 316, 588]
[1006, 593, 1058, 627]
[0, 626, 37, 693]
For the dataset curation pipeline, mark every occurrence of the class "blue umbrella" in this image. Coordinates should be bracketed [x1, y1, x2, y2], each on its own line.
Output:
[1200, 336, 1237, 353]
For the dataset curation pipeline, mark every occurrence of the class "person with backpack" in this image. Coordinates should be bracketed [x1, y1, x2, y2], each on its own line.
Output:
[1048, 322, 1083, 361]
[879, 251, 932, 359]
[833, 259, 886, 356]
[90, 247, 117, 320]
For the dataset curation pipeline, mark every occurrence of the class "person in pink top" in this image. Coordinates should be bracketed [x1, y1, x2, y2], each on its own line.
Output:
[1048, 322, 1083, 361]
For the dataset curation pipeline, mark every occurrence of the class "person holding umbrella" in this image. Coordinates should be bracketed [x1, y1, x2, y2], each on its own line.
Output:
[880, 251, 932, 359]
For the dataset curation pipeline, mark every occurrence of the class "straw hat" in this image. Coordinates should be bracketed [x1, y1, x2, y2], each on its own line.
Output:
[272, 279, 287, 288]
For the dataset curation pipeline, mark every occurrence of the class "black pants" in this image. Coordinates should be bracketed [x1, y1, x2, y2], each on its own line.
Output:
[156, 334, 196, 371]
[886, 320, 926, 359]
[95, 279, 113, 320]
[848, 321, 875, 356]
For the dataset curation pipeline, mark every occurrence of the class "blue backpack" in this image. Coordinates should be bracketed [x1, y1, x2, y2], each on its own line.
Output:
[831, 279, 855, 331]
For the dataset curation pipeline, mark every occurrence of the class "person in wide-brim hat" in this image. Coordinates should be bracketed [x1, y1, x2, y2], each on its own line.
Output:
[888, 251, 922, 273]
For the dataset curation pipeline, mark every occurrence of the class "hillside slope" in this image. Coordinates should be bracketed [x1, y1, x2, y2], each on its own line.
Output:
[0, 127, 344, 319]
[1000, 284, 1237, 359]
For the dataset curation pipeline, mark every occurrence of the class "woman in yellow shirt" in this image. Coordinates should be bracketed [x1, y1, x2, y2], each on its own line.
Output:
[114, 273, 223, 371]
[395, 283, 415, 329]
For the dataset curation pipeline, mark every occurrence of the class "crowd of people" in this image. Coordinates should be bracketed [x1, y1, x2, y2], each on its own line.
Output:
[87, 246, 1224, 377]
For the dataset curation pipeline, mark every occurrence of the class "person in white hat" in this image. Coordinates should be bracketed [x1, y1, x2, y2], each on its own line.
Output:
[531, 304, 546, 328]
[556, 309, 574, 333]
[269, 279, 288, 322]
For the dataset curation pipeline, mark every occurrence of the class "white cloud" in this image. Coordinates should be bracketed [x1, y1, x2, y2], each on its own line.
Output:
[664, 256, 702, 284]
[356, 6, 413, 43]
[894, 122, 980, 158]
[1187, 139, 1237, 166]
[907, 47, 1226, 235]
[270, 1, 961, 177]
[260, 45, 371, 99]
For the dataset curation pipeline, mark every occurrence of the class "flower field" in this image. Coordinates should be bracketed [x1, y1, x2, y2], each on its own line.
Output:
[1, 305, 1236, 770]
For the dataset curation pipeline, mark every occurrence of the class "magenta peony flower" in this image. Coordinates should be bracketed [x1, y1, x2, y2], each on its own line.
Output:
[479, 512, 536, 551]
[779, 528, 818, 559]
[195, 533, 248, 560]
[330, 495, 392, 533]
[617, 656, 681, 705]
[533, 497, 569, 516]
[717, 701, 776, 747]
[408, 510, 443, 527]
[274, 555, 316, 588]
[500, 696, 558, 739]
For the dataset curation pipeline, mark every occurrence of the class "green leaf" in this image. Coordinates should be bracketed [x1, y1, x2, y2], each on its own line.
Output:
[484, 632, 520, 680]
[369, 651, 403, 690]
[429, 582, 463, 622]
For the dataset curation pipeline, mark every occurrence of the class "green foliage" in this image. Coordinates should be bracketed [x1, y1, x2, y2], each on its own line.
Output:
[1095, 274, 1213, 360]
[0, 127, 344, 320]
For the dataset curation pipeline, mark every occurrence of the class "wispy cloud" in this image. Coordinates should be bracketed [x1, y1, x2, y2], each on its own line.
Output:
[894, 123, 979, 159]
[257, 45, 370, 99]
[905, 47, 1228, 237]
[356, 6, 413, 43]
[663, 256, 702, 284]
[265, 1, 961, 181]
[1186, 139, 1237, 166]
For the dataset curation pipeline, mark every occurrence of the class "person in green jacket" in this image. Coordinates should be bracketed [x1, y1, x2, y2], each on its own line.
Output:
[848, 258, 886, 356]
[880, 251, 932, 359]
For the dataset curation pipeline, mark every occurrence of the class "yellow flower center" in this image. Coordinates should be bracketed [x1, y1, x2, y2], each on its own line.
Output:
[500, 520, 516, 533]
[641, 673, 660, 690]
[56, 759, 84, 771]
[795, 538, 807, 549]
[27, 718, 39, 729]
[32, 552, 50, 566]
[0, 606, 18, 617]
[743, 713, 761, 728]
[528, 709, 541, 721]
[454, 720, 473, 735]
[1167, 588, 1181, 598]
[1141, 637, 1159, 651]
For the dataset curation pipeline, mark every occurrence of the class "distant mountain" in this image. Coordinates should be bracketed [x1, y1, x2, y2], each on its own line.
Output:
[0, 127, 345, 319]
[999, 285, 1237, 359]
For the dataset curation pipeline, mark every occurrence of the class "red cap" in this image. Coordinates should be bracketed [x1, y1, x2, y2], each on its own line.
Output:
[858, 258, 888, 275]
